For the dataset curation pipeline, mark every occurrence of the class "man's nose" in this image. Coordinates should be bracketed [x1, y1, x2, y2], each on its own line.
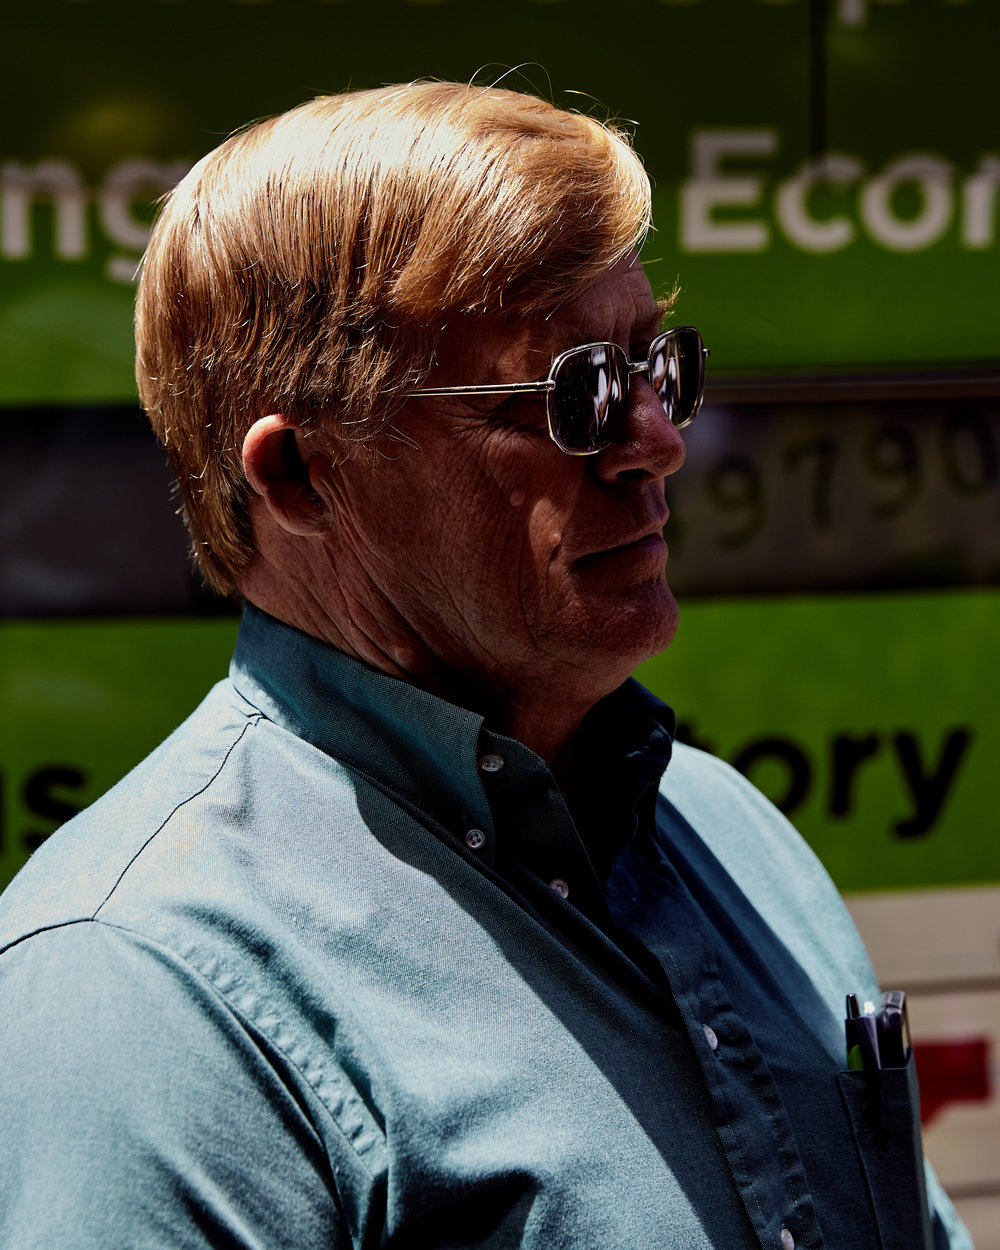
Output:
[592, 376, 687, 483]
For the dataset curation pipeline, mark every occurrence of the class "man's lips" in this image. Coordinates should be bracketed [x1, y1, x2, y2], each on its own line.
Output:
[617, 531, 668, 555]
[575, 517, 670, 563]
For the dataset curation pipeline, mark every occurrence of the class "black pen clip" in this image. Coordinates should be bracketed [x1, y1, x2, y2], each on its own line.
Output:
[875, 989, 910, 1069]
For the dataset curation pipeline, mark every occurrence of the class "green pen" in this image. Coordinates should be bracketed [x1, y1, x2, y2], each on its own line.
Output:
[845, 992, 886, 1129]
[845, 993, 864, 1069]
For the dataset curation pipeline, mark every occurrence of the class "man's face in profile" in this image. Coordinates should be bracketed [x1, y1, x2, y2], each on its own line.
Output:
[316, 255, 687, 702]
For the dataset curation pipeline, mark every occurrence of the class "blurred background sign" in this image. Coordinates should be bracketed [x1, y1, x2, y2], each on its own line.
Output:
[1, 0, 998, 1240]
[2, 0, 999, 399]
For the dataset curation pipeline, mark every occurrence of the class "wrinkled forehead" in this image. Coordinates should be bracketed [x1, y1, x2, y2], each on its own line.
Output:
[435, 254, 663, 387]
[546, 256, 664, 355]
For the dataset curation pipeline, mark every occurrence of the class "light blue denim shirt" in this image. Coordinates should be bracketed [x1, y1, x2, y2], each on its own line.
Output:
[0, 606, 970, 1249]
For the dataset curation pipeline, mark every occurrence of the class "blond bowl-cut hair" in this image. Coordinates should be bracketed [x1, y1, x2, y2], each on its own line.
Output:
[135, 81, 653, 594]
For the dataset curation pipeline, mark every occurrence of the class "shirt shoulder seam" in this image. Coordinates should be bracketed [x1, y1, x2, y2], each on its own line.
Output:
[92, 711, 263, 919]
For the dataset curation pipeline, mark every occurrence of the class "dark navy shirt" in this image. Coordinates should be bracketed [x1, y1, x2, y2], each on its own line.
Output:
[0, 606, 969, 1248]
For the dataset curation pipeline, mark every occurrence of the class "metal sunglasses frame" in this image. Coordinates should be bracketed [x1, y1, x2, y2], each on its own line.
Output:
[407, 325, 709, 456]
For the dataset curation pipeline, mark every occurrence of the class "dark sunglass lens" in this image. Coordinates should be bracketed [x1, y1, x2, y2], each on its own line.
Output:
[650, 329, 704, 428]
[550, 344, 627, 453]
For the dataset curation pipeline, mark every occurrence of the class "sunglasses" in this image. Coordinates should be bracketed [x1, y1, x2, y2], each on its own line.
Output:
[408, 326, 707, 456]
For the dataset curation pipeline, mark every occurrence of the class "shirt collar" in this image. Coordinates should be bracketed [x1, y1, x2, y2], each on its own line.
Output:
[231, 604, 675, 873]
[231, 604, 495, 840]
[568, 680, 675, 882]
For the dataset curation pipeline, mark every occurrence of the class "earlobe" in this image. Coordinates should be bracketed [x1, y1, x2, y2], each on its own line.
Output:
[242, 415, 331, 536]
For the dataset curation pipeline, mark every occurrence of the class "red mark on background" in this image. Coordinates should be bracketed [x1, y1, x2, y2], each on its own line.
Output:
[914, 1039, 991, 1125]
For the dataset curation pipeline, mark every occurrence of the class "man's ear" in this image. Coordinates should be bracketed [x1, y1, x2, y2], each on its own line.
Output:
[242, 415, 331, 536]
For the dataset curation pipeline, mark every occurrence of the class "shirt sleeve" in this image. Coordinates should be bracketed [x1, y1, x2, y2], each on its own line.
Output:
[925, 1160, 975, 1250]
[0, 921, 348, 1250]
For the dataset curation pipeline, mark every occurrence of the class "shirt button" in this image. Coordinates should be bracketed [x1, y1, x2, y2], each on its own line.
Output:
[549, 878, 570, 899]
[465, 828, 487, 851]
[703, 1024, 719, 1052]
[780, 1228, 795, 1250]
[478, 753, 505, 773]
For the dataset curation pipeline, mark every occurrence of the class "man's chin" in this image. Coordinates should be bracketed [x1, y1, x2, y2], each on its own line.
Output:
[628, 585, 680, 665]
[576, 580, 679, 675]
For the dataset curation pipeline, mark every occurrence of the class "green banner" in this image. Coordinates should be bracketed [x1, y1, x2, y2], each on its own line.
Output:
[2, 0, 997, 402]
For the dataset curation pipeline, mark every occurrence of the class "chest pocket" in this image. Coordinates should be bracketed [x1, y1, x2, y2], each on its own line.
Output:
[836, 1052, 935, 1250]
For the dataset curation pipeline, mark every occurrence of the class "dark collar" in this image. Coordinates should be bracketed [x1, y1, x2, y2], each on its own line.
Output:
[231, 604, 675, 875]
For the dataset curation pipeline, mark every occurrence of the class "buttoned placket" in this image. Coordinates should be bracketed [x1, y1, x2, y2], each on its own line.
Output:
[461, 722, 828, 1250]
[629, 889, 824, 1250]
[471, 729, 615, 925]
[417, 723, 826, 1250]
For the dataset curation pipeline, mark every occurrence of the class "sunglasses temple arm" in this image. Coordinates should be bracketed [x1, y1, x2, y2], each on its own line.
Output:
[407, 380, 555, 399]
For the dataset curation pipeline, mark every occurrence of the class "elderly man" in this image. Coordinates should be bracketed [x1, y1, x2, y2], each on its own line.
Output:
[0, 84, 968, 1249]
